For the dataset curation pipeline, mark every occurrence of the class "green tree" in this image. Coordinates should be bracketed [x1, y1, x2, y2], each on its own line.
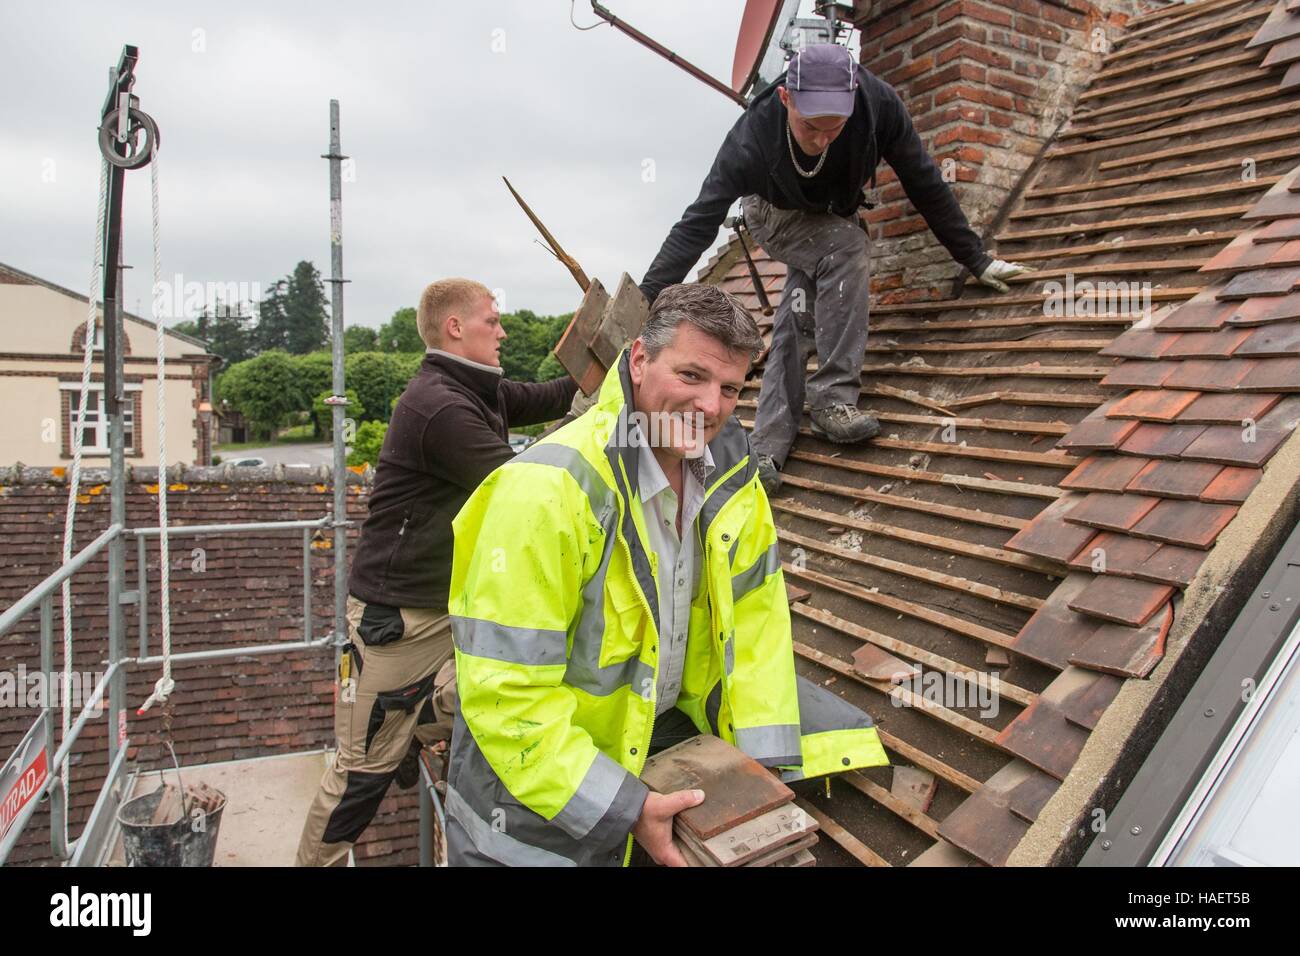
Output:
[344, 352, 419, 423]
[254, 278, 290, 354]
[500, 309, 572, 382]
[174, 296, 255, 365]
[343, 325, 378, 352]
[347, 420, 387, 467]
[375, 307, 423, 352]
[285, 261, 330, 354]
[215, 350, 302, 440]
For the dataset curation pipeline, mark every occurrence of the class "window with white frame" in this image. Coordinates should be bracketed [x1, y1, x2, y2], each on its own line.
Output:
[61, 383, 140, 455]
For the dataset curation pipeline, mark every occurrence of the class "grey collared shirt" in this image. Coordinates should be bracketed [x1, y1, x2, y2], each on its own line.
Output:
[637, 440, 714, 715]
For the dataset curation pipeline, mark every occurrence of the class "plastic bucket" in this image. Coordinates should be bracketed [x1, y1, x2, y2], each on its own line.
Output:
[116, 785, 226, 867]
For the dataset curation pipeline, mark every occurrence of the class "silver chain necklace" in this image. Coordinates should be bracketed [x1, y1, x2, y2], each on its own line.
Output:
[786, 121, 828, 178]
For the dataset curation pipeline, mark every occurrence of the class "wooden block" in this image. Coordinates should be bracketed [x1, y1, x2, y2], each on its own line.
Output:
[1067, 574, 1175, 627]
[1125, 459, 1222, 499]
[891, 766, 938, 814]
[785, 582, 812, 604]
[1060, 454, 1151, 493]
[696, 803, 817, 867]
[1119, 422, 1207, 459]
[640, 734, 794, 840]
[851, 643, 921, 683]
[1070, 602, 1173, 679]
[150, 784, 183, 826]
[985, 646, 1011, 669]
[1063, 491, 1160, 532]
[1130, 498, 1239, 549]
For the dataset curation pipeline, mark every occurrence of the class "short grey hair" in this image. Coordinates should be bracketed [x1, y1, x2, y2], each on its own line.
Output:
[640, 284, 764, 363]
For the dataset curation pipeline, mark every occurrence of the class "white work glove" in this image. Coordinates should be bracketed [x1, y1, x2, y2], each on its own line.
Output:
[977, 259, 1034, 293]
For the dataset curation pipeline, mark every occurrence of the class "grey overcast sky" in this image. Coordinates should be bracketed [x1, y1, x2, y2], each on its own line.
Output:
[0, 0, 837, 330]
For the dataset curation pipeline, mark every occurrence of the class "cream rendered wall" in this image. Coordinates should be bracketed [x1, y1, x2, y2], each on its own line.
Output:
[0, 282, 208, 467]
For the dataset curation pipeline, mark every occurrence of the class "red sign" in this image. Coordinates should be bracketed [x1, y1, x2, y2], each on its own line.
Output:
[0, 720, 50, 858]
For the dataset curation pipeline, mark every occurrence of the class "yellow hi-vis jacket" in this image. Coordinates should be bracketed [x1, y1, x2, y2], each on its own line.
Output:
[444, 351, 887, 866]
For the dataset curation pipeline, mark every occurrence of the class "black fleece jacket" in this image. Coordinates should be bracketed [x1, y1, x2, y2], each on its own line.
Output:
[348, 350, 578, 610]
[640, 65, 993, 303]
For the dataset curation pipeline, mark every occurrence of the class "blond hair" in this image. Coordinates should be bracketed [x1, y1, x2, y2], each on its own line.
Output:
[416, 278, 493, 348]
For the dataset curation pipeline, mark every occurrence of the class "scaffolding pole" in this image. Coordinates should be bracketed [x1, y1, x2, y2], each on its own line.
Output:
[323, 100, 349, 662]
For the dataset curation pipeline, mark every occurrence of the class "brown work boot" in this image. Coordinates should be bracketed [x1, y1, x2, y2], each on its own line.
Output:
[810, 404, 880, 444]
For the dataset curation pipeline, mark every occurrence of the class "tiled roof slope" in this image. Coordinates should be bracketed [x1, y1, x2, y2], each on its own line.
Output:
[702, 0, 1300, 867]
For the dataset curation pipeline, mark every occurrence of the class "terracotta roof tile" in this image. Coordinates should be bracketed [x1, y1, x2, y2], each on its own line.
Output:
[1181, 423, 1291, 466]
[1004, 493, 1098, 564]
[1163, 357, 1260, 391]
[1125, 458, 1223, 498]
[1056, 415, 1142, 452]
[1135, 544, 1207, 588]
[1129, 498, 1239, 548]
[1044, 667, 1124, 732]
[1225, 290, 1300, 326]
[1068, 602, 1173, 679]
[1160, 327, 1254, 359]
[1201, 465, 1264, 504]
[1235, 320, 1300, 356]
[1098, 328, 1183, 360]
[936, 763, 1034, 865]
[1010, 573, 1100, 670]
[1105, 388, 1201, 421]
[1100, 360, 1180, 389]
[1067, 531, 1160, 576]
[1063, 492, 1161, 533]
[1252, 218, 1300, 243]
[1005, 768, 1061, 825]
[1153, 289, 1236, 331]
[1060, 454, 1150, 493]
[996, 697, 1090, 781]
[1237, 355, 1300, 389]
[1119, 422, 1207, 458]
[1217, 266, 1300, 300]
[1067, 574, 1176, 627]
[1176, 391, 1281, 423]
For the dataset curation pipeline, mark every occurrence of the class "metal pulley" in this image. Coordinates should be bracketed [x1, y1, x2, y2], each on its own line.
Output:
[98, 103, 159, 169]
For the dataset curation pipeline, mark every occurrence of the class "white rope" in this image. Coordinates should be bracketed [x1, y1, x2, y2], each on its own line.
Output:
[138, 139, 173, 714]
[60, 156, 109, 830]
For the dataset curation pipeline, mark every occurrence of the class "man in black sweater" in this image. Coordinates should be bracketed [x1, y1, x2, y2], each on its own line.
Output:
[640, 43, 1029, 494]
[296, 278, 577, 866]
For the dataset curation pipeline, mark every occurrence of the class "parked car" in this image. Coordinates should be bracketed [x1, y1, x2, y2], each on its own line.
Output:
[228, 456, 267, 468]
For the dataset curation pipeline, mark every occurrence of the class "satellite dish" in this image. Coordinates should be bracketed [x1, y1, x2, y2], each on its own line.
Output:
[731, 0, 860, 102]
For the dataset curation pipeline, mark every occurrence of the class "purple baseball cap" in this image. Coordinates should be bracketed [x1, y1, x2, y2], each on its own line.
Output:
[786, 43, 858, 118]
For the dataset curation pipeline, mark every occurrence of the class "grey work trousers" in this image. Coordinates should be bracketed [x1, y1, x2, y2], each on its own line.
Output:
[741, 193, 872, 468]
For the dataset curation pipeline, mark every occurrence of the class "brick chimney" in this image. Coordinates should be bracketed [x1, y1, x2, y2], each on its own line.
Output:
[850, 0, 1166, 302]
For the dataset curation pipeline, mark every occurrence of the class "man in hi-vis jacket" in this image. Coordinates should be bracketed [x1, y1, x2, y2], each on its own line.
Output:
[444, 284, 887, 867]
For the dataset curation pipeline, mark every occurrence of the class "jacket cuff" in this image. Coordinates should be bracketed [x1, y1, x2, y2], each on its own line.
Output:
[968, 251, 994, 278]
[550, 750, 649, 851]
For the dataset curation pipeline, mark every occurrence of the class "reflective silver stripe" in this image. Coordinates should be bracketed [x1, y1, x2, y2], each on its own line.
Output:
[452, 616, 568, 667]
[724, 637, 735, 677]
[731, 541, 780, 603]
[444, 785, 576, 867]
[549, 750, 631, 840]
[514, 441, 618, 526]
[735, 723, 802, 766]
